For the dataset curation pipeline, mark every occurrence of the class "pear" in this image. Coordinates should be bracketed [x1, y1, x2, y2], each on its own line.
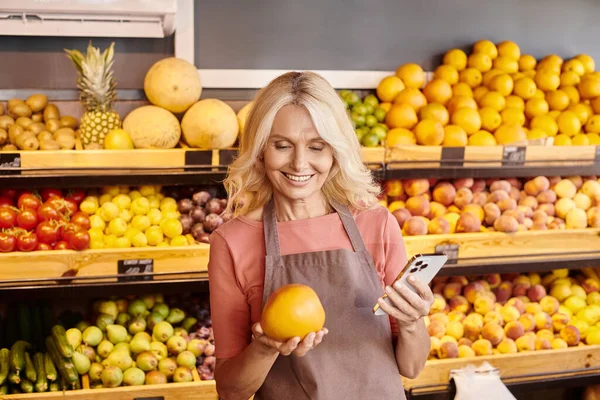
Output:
[89, 362, 104, 382]
[82, 326, 103, 347]
[141, 294, 156, 310]
[97, 340, 114, 359]
[101, 365, 123, 388]
[152, 302, 170, 319]
[130, 333, 151, 354]
[173, 366, 193, 383]
[72, 351, 91, 375]
[182, 317, 198, 332]
[128, 299, 147, 317]
[145, 370, 167, 385]
[123, 367, 145, 386]
[176, 351, 196, 369]
[166, 308, 186, 325]
[128, 316, 147, 335]
[146, 312, 164, 331]
[154, 294, 165, 303]
[116, 312, 131, 326]
[115, 298, 129, 314]
[107, 347, 133, 371]
[66, 328, 83, 349]
[150, 341, 168, 361]
[158, 357, 178, 379]
[77, 344, 96, 361]
[107, 324, 128, 344]
[113, 342, 131, 354]
[96, 313, 115, 332]
[75, 320, 91, 332]
[167, 335, 188, 355]
[187, 339, 207, 358]
[152, 321, 174, 343]
[135, 351, 158, 372]
[98, 301, 118, 320]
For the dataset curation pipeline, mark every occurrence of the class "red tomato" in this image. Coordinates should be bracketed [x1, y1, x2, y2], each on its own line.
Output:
[60, 223, 80, 242]
[16, 209, 38, 231]
[48, 198, 78, 216]
[0, 207, 17, 229]
[70, 211, 91, 230]
[64, 199, 79, 215]
[65, 189, 86, 205]
[53, 240, 72, 250]
[0, 233, 16, 252]
[36, 242, 53, 251]
[18, 193, 41, 211]
[17, 232, 38, 252]
[40, 188, 63, 202]
[68, 229, 90, 251]
[0, 196, 13, 207]
[0, 189, 17, 199]
[37, 203, 61, 222]
[36, 221, 60, 244]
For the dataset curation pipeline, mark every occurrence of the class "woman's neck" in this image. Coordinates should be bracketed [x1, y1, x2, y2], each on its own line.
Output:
[272, 192, 331, 221]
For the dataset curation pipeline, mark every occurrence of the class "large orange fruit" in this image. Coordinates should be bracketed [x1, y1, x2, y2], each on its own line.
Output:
[423, 79, 453, 105]
[261, 284, 326, 341]
[396, 63, 425, 88]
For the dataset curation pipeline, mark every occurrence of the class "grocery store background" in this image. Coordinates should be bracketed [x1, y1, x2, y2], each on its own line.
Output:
[1, 0, 600, 89]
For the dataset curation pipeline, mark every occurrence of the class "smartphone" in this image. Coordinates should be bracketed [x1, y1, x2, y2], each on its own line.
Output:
[373, 253, 448, 316]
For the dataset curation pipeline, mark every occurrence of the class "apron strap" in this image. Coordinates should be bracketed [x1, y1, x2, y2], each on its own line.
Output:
[329, 200, 367, 253]
[263, 198, 281, 257]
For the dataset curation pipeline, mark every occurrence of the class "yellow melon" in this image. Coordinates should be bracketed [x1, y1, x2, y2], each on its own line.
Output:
[122, 106, 181, 149]
[181, 99, 239, 149]
[144, 57, 202, 113]
[237, 102, 254, 135]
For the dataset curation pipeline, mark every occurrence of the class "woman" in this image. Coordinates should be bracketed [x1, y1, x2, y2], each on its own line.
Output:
[208, 71, 432, 400]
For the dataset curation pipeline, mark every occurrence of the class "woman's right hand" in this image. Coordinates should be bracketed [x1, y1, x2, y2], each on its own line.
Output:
[251, 322, 328, 357]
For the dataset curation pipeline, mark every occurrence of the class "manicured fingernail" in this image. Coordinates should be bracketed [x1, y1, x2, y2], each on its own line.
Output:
[385, 285, 393, 293]
[408, 275, 416, 283]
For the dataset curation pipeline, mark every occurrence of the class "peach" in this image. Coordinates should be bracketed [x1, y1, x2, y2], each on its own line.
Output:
[455, 212, 481, 233]
[489, 190, 510, 203]
[494, 281, 514, 303]
[497, 338, 518, 354]
[532, 210, 548, 225]
[432, 183, 456, 207]
[510, 186, 521, 201]
[537, 203, 556, 218]
[519, 196, 539, 209]
[548, 217, 566, 230]
[527, 285, 547, 302]
[502, 210, 525, 225]
[535, 338, 552, 350]
[385, 180, 404, 197]
[534, 311, 553, 331]
[536, 190, 557, 204]
[404, 179, 430, 197]
[515, 335, 535, 352]
[402, 216, 428, 236]
[574, 192, 592, 211]
[449, 276, 469, 285]
[484, 203, 502, 225]
[428, 202, 447, 219]
[552, 313, 571, 332]
[462, 204, 484, 222]
[554, 179, 577, 199]
[463, 315, 484, 341]
[582, 278, 600, 294]
[507, 178, 523, 190]
[429, 336, 442, 357]
[588, 207, 600, 227]
[430, 294, 447, 313]
[458, 338, 473, 347]
[484, 311, 504, 326]
[471, 339, 493, 356]
[518, 295, 531, 304]
[441, 335, 458, 345]
[482, 290, 496, 302]
[446, 321, 465, 340]
[444, 282, 464, 299]
[498, 198, 518, 212]
[525, 302, 542, 315]
[587, 292, 600, 306]
[427, 320, 446, 339]
[463, 282, 485, 304]
[547, 176, 561, 186]
[507, 298, 526, 314]
[447, 205, 461, 213]
[566, 207, 588, 229]
[567, 176, 583, 190]
[540, 296, 560, 315]
[519, 313, 536, 332]
[582, 180, 600, 198]
[474, 295, 495, 315]
[494, 215, 519, 233]
[429, 312, 449, 326]
[472, 192, 488, 206]
[536, 329, 555, 342]
[523, 218, 533, 229]
[560, 325, 581, 346]
[454, 187, 474, 209]
[551, 338, 569, 349]
[571, 284, 587, 300]
[501, 305, 521, 323]
[482, 321, 505, 345]
[525, 176, 550, 196]
[432, 282, 446, 295]
[449, 295, 470, 313]
[453, 178, 474, 190]
[443, 212, 461, 232]
[392, 208, 412, 229]
[550, 284, 572, 302]
[472, 179, 486, 193]
[512, 284, 531, 298]
[491, 180, 512, 193]
[405, 195, 431, 218]
[504, 321, 526, 340]
[428, 216, 451, 235]
[485, 274, 502, 289]
[513, 275, 531, 286]
[531, 222, 548, 230]
[458, 344, 476, 358]
[516, 205, 534, 219]
[448, 310, 466, 323]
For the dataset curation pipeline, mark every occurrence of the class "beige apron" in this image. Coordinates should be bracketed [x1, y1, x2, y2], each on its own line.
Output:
[255, 199, 406, 400]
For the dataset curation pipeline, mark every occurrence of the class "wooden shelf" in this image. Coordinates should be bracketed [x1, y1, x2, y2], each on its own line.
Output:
[403, 345, 600, 393]
[0, 244, 210, 287]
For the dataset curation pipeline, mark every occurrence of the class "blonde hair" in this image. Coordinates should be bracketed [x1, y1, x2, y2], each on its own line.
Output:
[224, 71, 380, 216]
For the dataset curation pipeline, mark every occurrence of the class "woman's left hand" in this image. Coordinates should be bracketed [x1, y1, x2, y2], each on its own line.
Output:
[377, 275, 434, 330]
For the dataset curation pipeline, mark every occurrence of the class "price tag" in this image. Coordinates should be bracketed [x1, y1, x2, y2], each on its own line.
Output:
[184, 150, 212, 172]
[219, 149, 238, 166]
[117, 259, 154, 282]
[0, 153, 21, 175]
[502, 146, 526, 166]
[440, 147, 465, 167]
[434, 242, 459, 265]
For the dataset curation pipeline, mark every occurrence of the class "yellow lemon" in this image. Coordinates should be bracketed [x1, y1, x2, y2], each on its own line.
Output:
[489, 74, 514, 97]
[574, 54, 595, 74]
[501, 108, 526, 126]
[377, 76, 406, 102]
[579, 76, 600, 100]
[379, 102, 392, 112]
[539, 55, 563, 72]
[526, 128, 548, 141]
[523, 70, 537, 79]
[483, 69, 504, 87]
[468, 130, 497, 146]
[468, 53, 493, 72]
[396, 63, 425, 88]
[443, 49, 468, 71]
[104, 129, 134, 149]
[494, 123, 527, 145]
[587, 132, 600, 145]
[591, 97, 600, 114]
[585, 115, 600, 134]
[420, 103, 450, 125]
[554, 134, 573, 146]
[568, 103, 591, 124]
[545, 90, 570, 111]
[519, 54, 537, 71]
[493, 56, 519, 73]
[473, 40, 498, 59]
[533, 89, 545, 99]
[572, 134, 590, 146]
[561, 86, 580, 105]
[562, 59, 586, 77]
[497, 41, 521, 59]
[513, 77, 537, 100]
[479, 107, 503, 132]
[447, 95, 478, 115]
[393, 88, 428, 111]
[505, 95, 525, 110]
[473, 86, 490, 103]
[442, 125, 468, 146]
[557, 111, 582, 136]
[452, 82, 474, 98]
[414, 120, 445, 146]
[535, 69, 561, 91]
[548, 110, 561, 121]
[511, 72, 525, 81]
[479, 91, 506, 112]
[530, 115, 559, 137]
[423, 79, 453, 105]
[560, 71, 581, 87]
[525, 98, 549, 119]
[451, 108, 482, 134]
[459, 68, 483, 88]
[386, 128, 417, 147]
[434, 65, 459, 85]
[385, 104, 419, 129]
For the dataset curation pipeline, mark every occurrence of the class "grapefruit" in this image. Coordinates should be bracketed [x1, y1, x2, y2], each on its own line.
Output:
[144, 58, 202, 114]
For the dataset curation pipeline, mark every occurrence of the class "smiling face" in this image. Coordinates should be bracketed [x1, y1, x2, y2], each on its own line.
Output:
[263, 104, 334, 204]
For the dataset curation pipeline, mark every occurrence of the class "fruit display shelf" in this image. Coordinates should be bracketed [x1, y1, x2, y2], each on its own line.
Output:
[0, 244, 209, 288]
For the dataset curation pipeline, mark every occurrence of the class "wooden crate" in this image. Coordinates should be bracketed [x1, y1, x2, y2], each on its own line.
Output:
[0, 244, 210, 286]
[403, 345, 600, 391]
[403, 228, 600, 261]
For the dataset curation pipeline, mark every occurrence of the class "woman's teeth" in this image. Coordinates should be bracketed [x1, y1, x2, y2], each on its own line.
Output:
[283, 173, 312, 182]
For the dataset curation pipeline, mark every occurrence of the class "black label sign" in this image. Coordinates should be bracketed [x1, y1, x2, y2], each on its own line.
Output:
[184, 150, 212, 172]
[117, 259, 154, 282]
[434, 242, 459, 265]
[0, 153, 21, 175]
[219, 149, 238, 166]
[502, 146, 526, 166]
[440, 147, 465, 167]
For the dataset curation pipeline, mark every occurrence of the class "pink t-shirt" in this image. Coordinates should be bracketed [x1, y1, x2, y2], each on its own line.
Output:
[207, 205, 408, 359]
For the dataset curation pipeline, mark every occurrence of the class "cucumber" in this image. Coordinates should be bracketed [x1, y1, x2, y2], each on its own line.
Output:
[49, 381, 59, 391]
[33, 353, 48, 393]
[51, 325, 73, 358]
[44, 352, 57, 381]
[24, 352, 37, 382]
[20, 378, 34, 393]
[45, 336, 78, 384]
[8, 371, 20, 385]
[9, 340, 30, 373]
[18, 303, 33, 344]
[0, 348, 9, 385]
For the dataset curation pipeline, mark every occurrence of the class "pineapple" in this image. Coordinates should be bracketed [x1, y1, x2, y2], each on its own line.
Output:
[65, 41, 121, 148]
